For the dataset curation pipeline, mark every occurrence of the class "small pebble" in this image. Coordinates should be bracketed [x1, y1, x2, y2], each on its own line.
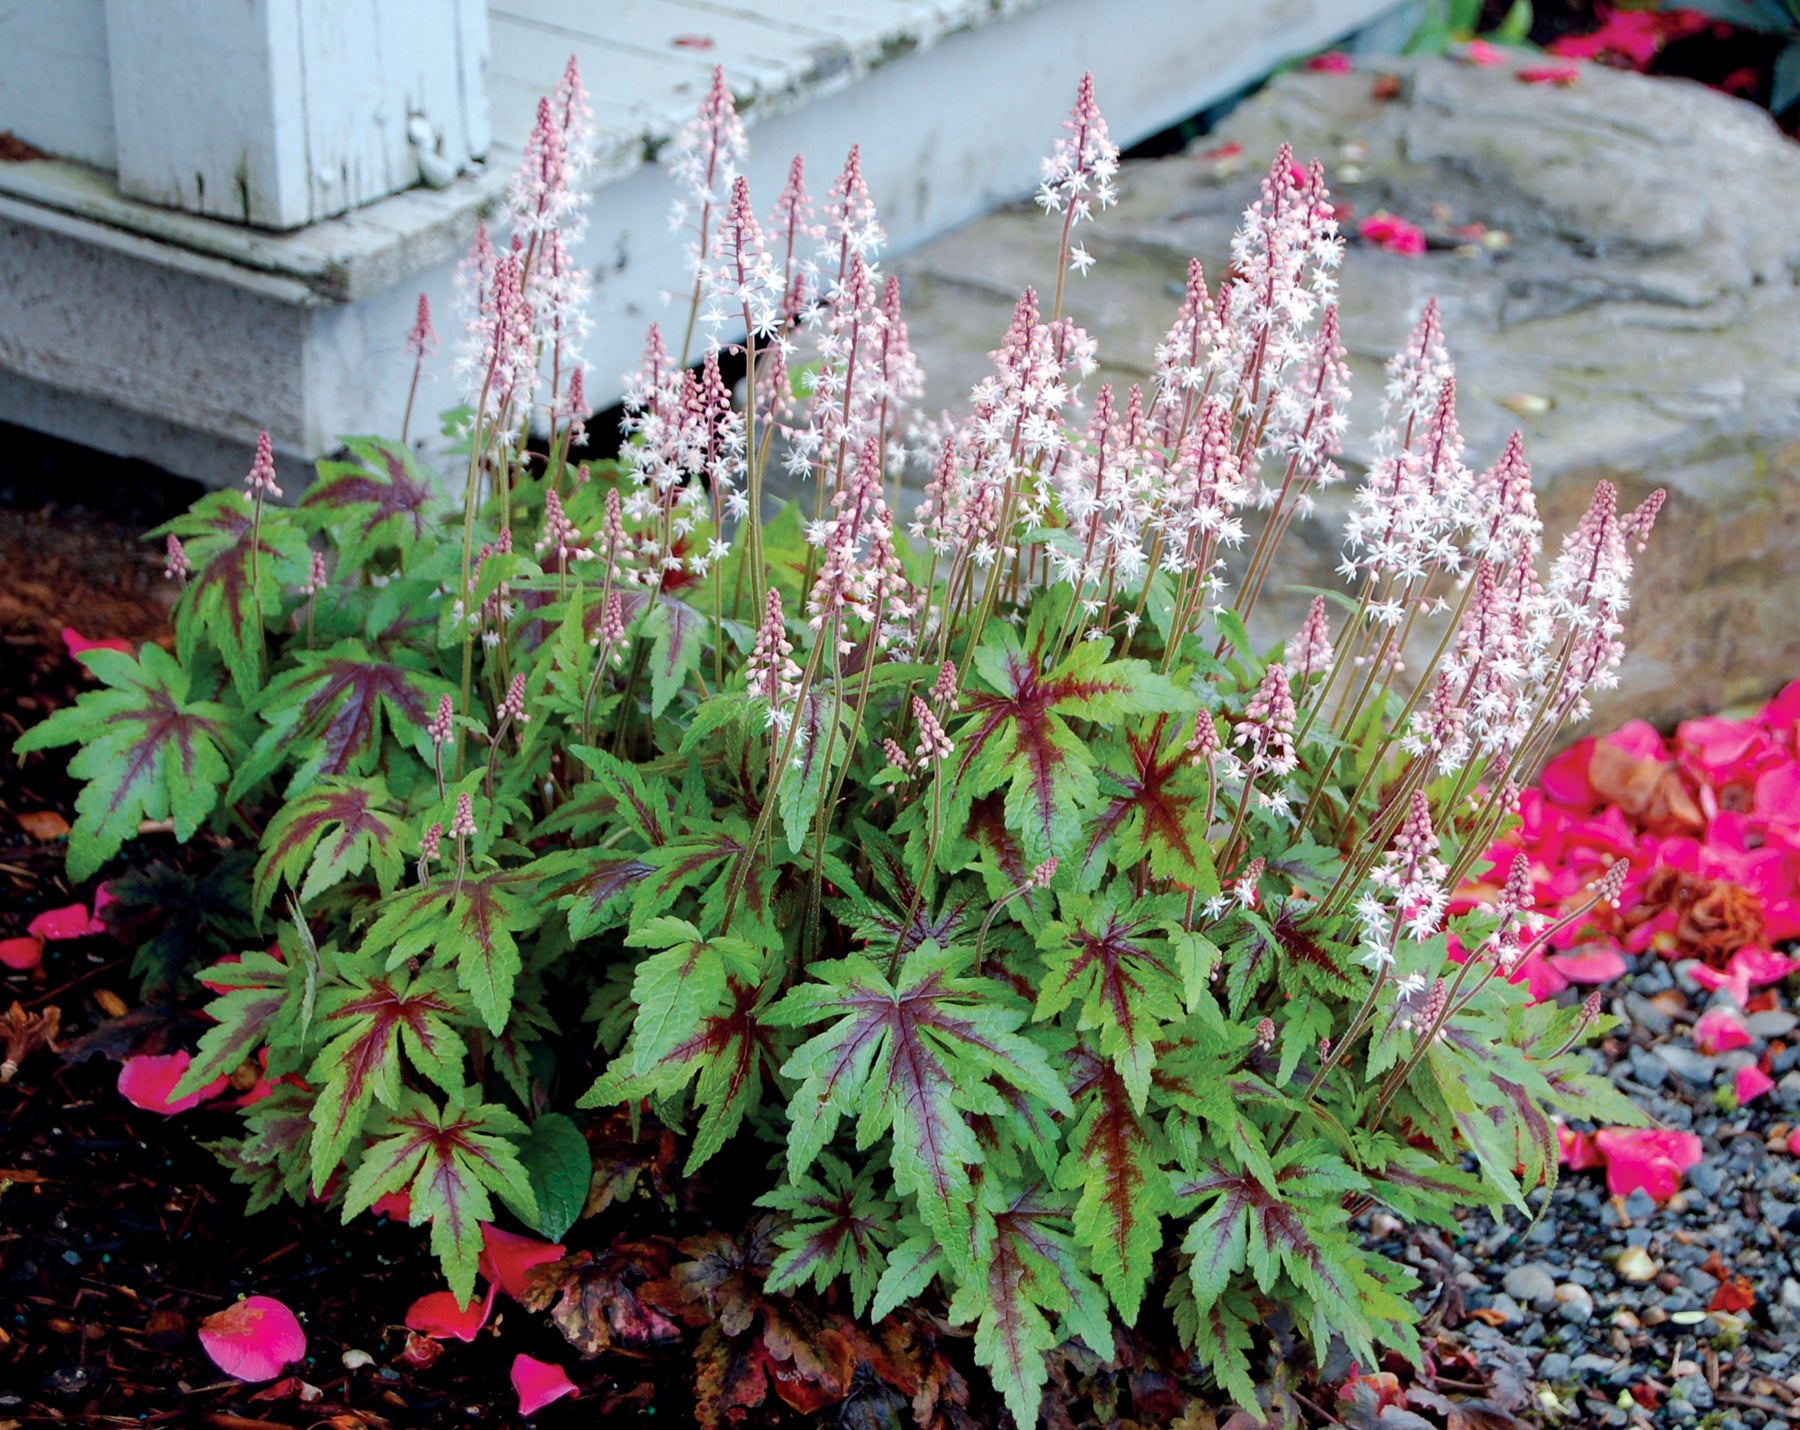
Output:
[342, 1349, 373, 1370]
[1555, 1282, 1594, 1324]
[1504, 1263, 1559, 1310]
[1615, 1246, 1658, 1282]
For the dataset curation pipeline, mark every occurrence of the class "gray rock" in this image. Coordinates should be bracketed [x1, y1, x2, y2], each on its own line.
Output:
[896, 57, 1800, 726]
[1782, 1277, 1800, 1311]
[1538, 1351, 1573, 1381]
[1487, 1292, 1526, 1328]
[1556, 1283, 1594, 1324]
[1748, 1011, 1800, 1040]
[1504, 1263, 1560, 1310]
[1688, 1162, 1725, 1199]
[1624, 993, 1673, 1038]
[1675, 1374, 1715, 1412]
[1628, 1046, 1669, 1089]
[1655, 1046, 1719, 1085]
[1777, 1072, 1800, 1109]
[1623, 1187, 1660, 1220]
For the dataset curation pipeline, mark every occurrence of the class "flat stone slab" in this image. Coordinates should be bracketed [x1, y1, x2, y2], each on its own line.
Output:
[894, 56, 1800, 730]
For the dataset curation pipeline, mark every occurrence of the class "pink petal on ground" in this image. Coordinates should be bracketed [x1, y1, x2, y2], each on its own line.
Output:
[27, 903, 105, 940]
[1358, 213, 1427, 256]
[1557, 1124, 1605, 1170]
[1693, 1007, 1754, 1055]
[1689, 963, 1754, 1008]
[512, 1354, 578, 1416]
[1676, 715, 1775, 787]
[1466, 38, 1505, 66]
[1517, 63, 1582, 85]
[1736, 1065, 1776, 1104]
[405, 1283, 496, 1342]
[1593, 1127, 1703, 1202]
[198, 1295, 307, 1382]
[1546, 943, 1629, 985]
[370, 1189, 413, 1221]
[479, 1224, 566, 1302]
[1539, 737, 1597, 809]
[0, 936, 44, 971]
[1306, 50, 1353, 73]
[1606, 719, 1670, 763]
[59, 627, 134, 658]
[1755, 763, 1800, 821]
[118, 1051, 228, 1115]
[1790, 1127, 1800, 1157]
[1731, 946, 1800, 986]
[1760, 679, 1800, 740]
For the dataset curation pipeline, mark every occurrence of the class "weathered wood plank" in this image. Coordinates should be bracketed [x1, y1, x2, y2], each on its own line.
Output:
[0, 0, 116, 169]
[104, 0, 489, 229]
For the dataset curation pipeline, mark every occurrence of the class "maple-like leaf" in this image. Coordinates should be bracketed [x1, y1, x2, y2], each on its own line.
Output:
[580, 932, 782, 1174]
[957, 618, 1188, 862]
[16, 644, 242, 880]
[1056, 1050, 1170, 1325]
[1036, 891, 1184, 1112]
[230, 640, 453, 798]
[253, 776, 406, 912]
[759, 1153, 899, 1316]
[361, 868, 542, 1035]
[1173, 1149, 1381, 1361]
[834, 823, 977, 958]
[535, 847, 656, 940]
[341, 1089, 537, 1305]
[770, 944, 1072, 1269]
[947, 1184, 1112, 1428]
[299, 437, 438, 573]
[173, 949, 297, 1098]
[153, 490, 310, 696]
[306, 964, 464, 1190]
[1083, 721, 1220, 894]
[207, 1083, 315, 1213]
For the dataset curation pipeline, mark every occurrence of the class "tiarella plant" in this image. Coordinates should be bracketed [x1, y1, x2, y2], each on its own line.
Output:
[20, 59, 1662, 1424]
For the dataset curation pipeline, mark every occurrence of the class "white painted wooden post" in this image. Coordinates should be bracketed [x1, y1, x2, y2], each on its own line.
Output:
[105, 0, 491, 231]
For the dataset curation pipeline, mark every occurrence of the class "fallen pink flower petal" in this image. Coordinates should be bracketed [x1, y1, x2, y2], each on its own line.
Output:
[1689, 963, 1754, 1007]
[512, 1354, 578, 1416]
[1790, 1127, 1800, 1157]
[59, 627, 134, 659]
[370, 1189, 412, 1221]
[1557, 1123, 1605, 1170]
[1518, 63, 1581, 85]
[1465, 39, 1505, 67]
[1593, 1127, 1703, 1201]
[1546, 944, 1629, 984]
[479, 1224, 566, 1301]
[1539, 737, 1598, 809]
[0, 936, 44, 971]
[27, 903, 105, 941]
[1693, 1007, 1753, 1055]
[405, 1283, 496, 1342]
[1306, 50, 1353, 73]
[1754, 763, 1800, 821]
[198, 1295, 307, 1382]
[1358, 212, 1426, 256]
[118, 1051, 229, 1115]
[1735, 1065, 1775, 1104]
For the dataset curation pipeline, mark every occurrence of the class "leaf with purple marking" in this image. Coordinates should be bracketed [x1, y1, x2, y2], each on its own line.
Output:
[770, 944, 1072, 1268]
[253, 776, 407, 912]
[153, 490, 309, 696]
[16, 643, 242, 880]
